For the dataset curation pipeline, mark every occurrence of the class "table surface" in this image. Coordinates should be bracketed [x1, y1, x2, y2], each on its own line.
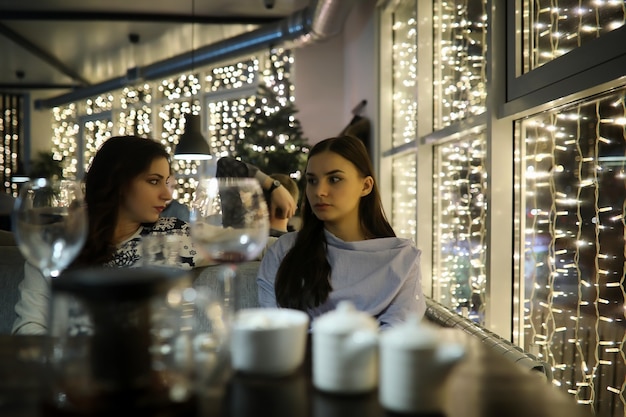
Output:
[0, 330, 593, 417]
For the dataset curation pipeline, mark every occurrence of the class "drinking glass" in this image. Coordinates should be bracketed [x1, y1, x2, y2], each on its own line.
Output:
[189, 177, 269, 389]
[190, 177, 270, 264]
[13, 178, 88, 280]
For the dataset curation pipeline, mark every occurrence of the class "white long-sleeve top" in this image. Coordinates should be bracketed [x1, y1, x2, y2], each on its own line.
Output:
[257, 230, 426, 329]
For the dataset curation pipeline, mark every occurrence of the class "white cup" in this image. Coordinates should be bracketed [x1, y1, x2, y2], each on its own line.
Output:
[312, 302, 379, 394]
[230, 308, 309, 376]
[379, 317, 465, 413]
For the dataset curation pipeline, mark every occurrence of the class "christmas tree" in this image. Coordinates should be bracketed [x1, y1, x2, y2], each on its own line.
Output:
[234, 84, 309, 180]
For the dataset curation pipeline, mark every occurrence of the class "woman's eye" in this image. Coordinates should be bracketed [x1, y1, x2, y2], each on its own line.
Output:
[306, 178, 317, 185]
[329, 176, 342, 184]
[149, 179, 159, 185]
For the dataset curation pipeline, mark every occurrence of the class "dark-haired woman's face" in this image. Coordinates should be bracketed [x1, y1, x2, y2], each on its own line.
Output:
[118, 157, 172, 225]
[305, 151, 373, 230]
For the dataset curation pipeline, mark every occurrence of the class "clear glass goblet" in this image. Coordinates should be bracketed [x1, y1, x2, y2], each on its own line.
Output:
[189, 177, 269, 389]
[190, 177, 270, 264]
[13, 178, 88, 280]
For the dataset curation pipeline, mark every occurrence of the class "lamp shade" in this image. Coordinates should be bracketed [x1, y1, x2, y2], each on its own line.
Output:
[174, 114, 211, 160]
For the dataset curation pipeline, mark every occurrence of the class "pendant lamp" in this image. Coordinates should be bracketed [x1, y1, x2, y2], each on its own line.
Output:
[172, 0, 210, 161]
[174, 113, 211, 160]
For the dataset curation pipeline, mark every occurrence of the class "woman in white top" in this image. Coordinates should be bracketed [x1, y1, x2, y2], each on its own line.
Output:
[257, 135, 426, 328]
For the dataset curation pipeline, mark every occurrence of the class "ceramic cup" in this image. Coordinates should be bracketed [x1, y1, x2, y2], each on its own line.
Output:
[312, 301, 379, 394]
[379, 317, 465, 413]
[230, 308, 309, 376]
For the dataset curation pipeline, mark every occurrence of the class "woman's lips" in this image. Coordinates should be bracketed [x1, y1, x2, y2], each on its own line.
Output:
[155, 206, 165, 213]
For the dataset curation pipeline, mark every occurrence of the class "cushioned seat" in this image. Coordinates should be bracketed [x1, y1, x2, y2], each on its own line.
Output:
[0, 246, 24, 334]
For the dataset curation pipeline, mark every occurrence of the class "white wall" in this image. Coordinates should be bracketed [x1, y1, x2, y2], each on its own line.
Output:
[28, 90, 59, 159]
[294, 0, 377, 147]
[293, 34, 346, 145]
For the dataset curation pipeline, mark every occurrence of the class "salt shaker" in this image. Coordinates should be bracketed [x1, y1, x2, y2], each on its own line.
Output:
[379, 315, 465, 413]
[312, 301, 379, 394]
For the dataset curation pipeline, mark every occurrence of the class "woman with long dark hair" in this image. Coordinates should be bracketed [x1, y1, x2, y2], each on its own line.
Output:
[257, 135, 425, 328]
[13, 136, 201, 334]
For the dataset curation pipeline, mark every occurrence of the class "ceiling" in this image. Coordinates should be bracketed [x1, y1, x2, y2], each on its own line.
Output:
[0, 0, 310, 92]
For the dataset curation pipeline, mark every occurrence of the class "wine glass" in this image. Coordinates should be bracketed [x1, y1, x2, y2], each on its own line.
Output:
[13, 178, 88, 280]
[190, 177, 270, 264]
[189, 177, 269, 386]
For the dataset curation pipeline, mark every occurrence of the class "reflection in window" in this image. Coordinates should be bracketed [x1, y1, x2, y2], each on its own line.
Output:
[433, 0, 487, 128]
[523, 0, 626, 72]
[433, 133, 487, 323]
[520, 88, 626, 415]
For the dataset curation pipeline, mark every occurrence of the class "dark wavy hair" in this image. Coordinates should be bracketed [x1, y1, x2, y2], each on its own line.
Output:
[72, 136, 170, 266]
[274, 135, 395, 310]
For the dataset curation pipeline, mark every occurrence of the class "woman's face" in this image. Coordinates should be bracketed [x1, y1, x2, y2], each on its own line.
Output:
[118, 157, 172, 224]
[305, 151, 372, 228]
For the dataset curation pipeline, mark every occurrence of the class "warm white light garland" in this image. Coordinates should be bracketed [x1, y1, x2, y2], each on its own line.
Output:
[51, 50, 294, 206]
[525, 0, 626, 71]
[522, 90, 626, 415]
[389, 2, 625, 414]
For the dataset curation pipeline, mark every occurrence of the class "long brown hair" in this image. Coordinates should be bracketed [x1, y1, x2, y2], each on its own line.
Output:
[72, 136, 170, 266]
[275, 135, 395, 310]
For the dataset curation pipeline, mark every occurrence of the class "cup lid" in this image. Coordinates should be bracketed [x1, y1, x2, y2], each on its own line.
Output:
[312, 300, 378, 334]
[381, 314, 438, 349]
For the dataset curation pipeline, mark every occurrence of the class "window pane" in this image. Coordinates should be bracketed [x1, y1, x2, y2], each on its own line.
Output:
[118, 84, 153, 137]
[433, 0, 487, 129]
[520, 88, 626, 413]
[392, 152, 417, 241]
[83, 118, 112, 171]
[391, 1, 418, 148]
[523, 0, 626, 72]
[433, 132, 487, 323]
[52, 104, 80, 178]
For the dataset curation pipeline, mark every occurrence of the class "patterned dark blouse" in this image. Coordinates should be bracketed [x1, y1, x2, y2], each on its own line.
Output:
[107, 217, 200, 269]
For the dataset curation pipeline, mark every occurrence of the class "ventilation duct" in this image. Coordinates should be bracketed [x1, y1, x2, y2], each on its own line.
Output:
[35, 0, 359, 109]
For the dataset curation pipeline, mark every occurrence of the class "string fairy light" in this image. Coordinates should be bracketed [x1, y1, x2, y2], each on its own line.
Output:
[389, 1, 625, 414]
[521, 89, 626, 416]
[51, 49, 294, 205]
[518, 2, 626, 415]
[525, 0, 626, 71]
[433, 0, 487, 129]
[433, 133, 487, 321]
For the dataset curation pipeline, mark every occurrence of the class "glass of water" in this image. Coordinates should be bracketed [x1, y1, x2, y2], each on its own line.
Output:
[13, 178, 88, 280]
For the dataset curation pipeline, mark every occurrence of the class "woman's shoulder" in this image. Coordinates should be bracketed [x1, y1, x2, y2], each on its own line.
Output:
[265, 231, 297, 256]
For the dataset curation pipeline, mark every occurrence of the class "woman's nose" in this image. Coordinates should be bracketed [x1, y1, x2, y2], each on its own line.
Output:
[162, 184, 173, 200]
[315, 183, 328, 196]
